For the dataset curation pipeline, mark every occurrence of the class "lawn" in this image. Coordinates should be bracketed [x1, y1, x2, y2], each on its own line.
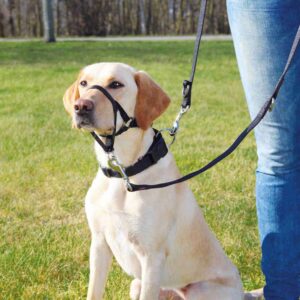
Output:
[0, 40, 263, 299]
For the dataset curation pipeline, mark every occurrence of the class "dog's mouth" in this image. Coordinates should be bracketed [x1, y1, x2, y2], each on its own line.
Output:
[94, 128, 114, 136]
[75, 115, 95, 131]
[74, 115, 114, 136]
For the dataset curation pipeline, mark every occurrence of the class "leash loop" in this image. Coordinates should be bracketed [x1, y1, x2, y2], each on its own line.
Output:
[181, 80, 193, 109]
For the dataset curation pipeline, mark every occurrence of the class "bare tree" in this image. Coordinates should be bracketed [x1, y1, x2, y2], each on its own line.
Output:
[118, 0, 124, 34]
[0, 0, 230, 38]
[138, 0, 146, 34]
[42, 0, 55, 42]
[0, 0, 9, 36]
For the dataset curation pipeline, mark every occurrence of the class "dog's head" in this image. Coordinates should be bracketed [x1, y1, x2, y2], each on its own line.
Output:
[63, 63, 170, 134]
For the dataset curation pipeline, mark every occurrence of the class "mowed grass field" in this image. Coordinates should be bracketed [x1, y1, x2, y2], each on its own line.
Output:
[0, 40, 264, 299]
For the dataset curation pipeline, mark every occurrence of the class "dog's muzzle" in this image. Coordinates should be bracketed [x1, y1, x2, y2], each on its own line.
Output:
[74, 99, 94, 128]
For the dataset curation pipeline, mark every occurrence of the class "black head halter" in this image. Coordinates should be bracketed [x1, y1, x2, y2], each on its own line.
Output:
[89, 85, 138, 153]
[88, 84, 169, 192]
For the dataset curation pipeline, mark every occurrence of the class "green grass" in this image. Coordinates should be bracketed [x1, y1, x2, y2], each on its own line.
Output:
[0, 40, 263, 299]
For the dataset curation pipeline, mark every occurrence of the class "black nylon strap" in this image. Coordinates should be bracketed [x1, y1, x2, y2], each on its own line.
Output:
[181, 0, 207, 109]
[91, 131, 113, 153]
[89, 84, 138, 152]
[190, 0, 207, 83]
[129, 25, 300, 192]
[101, 131, 168, 178]
[98, 119, 138, 138]
[272, 26, 300, 99]
[114, 101, 132, 123]
[113, 119, 138, 136]
[89, 85, 119, 152]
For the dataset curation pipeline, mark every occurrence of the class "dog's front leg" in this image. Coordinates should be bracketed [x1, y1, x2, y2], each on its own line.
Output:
[139, 253, 165, 300]
[87, 235, 112, 300]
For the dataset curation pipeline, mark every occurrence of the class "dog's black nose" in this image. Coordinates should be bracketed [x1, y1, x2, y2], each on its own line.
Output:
[74, 99, 94, 114]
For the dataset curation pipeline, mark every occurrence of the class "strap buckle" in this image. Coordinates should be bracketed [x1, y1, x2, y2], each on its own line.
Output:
[268, 97, 276, 112]
[107, 152, 133, 191]
[124, 117, 134, 128]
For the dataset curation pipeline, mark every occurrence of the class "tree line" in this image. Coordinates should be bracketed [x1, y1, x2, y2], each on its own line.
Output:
[0, 0, 229, 38]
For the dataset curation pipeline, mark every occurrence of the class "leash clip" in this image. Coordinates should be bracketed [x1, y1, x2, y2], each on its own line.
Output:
[170, 105, 190, 136]
[159, 105, 190, 147]
[107, 152, 133, 192]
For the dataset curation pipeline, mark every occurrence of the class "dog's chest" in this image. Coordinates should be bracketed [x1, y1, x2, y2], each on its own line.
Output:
[105, 221, 142, 278]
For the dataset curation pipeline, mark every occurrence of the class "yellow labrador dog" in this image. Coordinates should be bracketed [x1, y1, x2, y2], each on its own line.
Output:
[63, 62, 244, 300]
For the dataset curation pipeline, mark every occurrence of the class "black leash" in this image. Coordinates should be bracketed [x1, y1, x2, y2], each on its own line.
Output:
[164, 0, 207, 142]
[181, 0, 207, 110]
[128, 25, 300, 192]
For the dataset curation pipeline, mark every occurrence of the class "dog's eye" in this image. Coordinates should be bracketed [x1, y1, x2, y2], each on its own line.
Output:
[108, 81, 124, 89]
[80, 80, 87, 87]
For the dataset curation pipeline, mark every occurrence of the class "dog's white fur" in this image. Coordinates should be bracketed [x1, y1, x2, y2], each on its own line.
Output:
[63, 63, 244, 300]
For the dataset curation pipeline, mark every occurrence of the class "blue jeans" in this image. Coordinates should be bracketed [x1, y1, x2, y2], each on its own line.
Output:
[226, 0, 300, 299]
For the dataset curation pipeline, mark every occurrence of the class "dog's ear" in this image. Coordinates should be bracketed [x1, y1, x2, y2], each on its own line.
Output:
[134, 71, 170, 130]
[63, 76, 81, 115]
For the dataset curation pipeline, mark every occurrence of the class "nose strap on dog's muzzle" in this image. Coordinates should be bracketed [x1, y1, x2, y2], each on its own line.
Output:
[89, 85, 138, 153]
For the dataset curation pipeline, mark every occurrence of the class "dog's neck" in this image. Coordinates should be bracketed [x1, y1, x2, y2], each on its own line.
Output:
[94, 128, 155, 168]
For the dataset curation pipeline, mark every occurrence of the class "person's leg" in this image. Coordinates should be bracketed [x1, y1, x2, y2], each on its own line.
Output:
[226, 1, 300, 299]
